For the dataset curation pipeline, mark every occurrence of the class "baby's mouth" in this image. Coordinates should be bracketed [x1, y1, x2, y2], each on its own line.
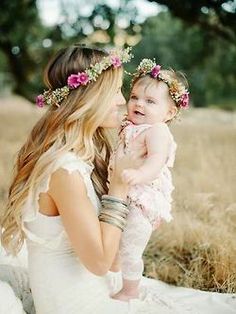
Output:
[134, 110, 145, 116]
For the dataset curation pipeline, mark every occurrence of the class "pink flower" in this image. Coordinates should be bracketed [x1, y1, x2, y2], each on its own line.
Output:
[180, 92, 189, 109]
[67, 74, 81, 88]
[151, 65, 161, 78]
[78, 72, 89, 85]
[111, 56, 122, 68]
[36, 94, 44, 107]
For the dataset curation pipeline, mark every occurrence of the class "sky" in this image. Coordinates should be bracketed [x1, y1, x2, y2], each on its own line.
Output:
[37, 0, 162, 26]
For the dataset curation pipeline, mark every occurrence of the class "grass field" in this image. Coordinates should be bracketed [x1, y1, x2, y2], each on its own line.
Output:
[0, 95, 235, 293]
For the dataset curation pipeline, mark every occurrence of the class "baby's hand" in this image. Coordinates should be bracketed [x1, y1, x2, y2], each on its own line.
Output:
[122, 168, 143, 185]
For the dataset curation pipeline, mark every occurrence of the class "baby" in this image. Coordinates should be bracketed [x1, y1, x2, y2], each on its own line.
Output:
[109, 59, 189, 301]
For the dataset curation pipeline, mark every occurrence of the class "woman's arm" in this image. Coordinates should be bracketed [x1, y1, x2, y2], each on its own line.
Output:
[109, 251, 121, 272]
[48, 168, 127, 276]
[47, 145, 143, 276]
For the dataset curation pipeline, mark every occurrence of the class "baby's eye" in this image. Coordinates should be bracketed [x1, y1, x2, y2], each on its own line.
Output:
[147, 99, 155, 104]
[130, 95, 138, 100]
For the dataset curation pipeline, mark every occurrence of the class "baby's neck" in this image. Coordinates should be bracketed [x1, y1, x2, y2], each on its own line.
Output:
[128, 118, 166, 126]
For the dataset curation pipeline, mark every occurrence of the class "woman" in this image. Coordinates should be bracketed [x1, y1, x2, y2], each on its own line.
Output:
[1, 45, 135, 313]
[1, 45, 222, 314]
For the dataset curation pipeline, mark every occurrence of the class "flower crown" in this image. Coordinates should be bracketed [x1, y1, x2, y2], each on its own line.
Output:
[36, 47, 133, 108]
[133, 59, 189, 109]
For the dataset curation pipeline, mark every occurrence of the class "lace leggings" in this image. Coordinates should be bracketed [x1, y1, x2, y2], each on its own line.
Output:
[119, 204, 153, 281]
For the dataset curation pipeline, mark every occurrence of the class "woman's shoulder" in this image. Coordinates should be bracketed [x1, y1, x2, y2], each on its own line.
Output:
[54, 151, 94, 176]
[22, 151, 96, 223]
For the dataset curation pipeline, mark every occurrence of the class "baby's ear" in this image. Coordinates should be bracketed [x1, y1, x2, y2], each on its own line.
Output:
[167, 106, 178, 121]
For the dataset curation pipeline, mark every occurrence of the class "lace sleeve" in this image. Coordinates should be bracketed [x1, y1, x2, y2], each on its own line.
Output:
[21, 152, 99, 249]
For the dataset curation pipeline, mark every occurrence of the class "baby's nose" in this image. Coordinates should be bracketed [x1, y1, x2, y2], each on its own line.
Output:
[136, 99, 144, 107]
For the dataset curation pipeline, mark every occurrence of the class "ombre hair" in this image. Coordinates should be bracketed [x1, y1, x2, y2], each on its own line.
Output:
[1, 46, 123, 254]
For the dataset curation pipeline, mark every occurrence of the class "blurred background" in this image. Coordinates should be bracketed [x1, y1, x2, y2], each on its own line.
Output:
[0, 0, 235, 293]
[1, 0, 236, 107]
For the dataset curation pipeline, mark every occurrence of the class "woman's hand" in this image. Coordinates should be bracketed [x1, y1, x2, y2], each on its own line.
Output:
[108, 143, 144, 198]
[122, 168, 143, 185]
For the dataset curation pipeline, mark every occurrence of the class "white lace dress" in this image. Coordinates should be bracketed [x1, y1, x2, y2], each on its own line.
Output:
[19, 152, 235, 314]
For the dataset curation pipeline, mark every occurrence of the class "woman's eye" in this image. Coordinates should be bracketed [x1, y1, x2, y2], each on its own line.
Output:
[131, 95, 138, 100]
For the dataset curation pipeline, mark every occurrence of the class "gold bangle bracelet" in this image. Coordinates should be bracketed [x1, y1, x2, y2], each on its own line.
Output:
[99, 217, 125, 231]
[99, 212, 126, 226]
[101, 202, 130, 215]
[102, 195, 127, 206]
[100, 210, 127, 220]
[98, 212, 126, 224]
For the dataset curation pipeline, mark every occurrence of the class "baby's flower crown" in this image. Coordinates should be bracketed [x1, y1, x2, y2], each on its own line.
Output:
[133, 59, 189, 109]
[36, 47, 133, 108]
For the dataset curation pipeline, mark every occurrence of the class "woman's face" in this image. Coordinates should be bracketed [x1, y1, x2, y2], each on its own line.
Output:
[100, 84, 126, 128]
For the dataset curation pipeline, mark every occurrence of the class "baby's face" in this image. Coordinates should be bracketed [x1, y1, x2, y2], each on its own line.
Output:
[127, 80, 174, 125]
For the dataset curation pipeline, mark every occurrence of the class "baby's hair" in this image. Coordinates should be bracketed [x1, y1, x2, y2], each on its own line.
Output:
[131, 68, 189, 122]
[161, 68, 189, 91]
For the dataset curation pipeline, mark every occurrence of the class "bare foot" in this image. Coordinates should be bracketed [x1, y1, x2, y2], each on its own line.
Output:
[111, 289, 139, 302]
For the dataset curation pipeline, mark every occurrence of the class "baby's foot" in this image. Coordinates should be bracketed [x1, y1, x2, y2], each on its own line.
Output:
[111, 289, 139, 302]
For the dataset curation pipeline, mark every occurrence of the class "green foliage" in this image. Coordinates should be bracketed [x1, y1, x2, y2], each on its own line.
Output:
[0, 0, 52, 100]
[0, 0, 141, 101]
[147, 0, 236, 42]
[0, 0, 235, 109]
[132, 11, 236, 108]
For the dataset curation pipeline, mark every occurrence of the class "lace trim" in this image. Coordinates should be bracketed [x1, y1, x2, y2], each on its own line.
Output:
[105, 272, 198, 314]
[21, 152, 99, 249]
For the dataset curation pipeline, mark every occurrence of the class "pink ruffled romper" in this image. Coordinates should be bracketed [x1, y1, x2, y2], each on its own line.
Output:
[109, 120, 177, 281]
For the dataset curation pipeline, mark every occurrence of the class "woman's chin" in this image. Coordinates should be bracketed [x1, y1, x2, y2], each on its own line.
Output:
[100, 117, 121, 128]
[101, 122, 119, 129]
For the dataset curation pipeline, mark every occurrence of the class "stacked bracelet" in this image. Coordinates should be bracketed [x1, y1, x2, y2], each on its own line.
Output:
[98, 195, 130, 232]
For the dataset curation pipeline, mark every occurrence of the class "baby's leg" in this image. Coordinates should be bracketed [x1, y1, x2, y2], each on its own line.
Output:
[111, 205, 152, 301]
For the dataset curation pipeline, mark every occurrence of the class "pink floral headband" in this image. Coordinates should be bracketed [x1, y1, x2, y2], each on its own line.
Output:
[36, 47, 133, 108]
[133, 59, 190, 109]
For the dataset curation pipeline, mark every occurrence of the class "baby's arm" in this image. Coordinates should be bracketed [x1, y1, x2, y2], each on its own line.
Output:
[122, 123, 170, 185]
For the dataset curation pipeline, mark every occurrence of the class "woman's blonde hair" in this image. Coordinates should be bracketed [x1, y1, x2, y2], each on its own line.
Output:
[1, 46, 123, 255]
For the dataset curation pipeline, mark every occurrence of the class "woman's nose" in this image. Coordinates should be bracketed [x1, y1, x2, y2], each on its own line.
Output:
[118, 93, 126, 106]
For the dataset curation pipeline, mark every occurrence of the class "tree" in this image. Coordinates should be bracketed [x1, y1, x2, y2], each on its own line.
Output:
[0, 0, 49, 100]
[53, 0, 141, 46]
[133, 11, 236, 107]
[148, 0, 236, 43]
[0, 0, 141, 101]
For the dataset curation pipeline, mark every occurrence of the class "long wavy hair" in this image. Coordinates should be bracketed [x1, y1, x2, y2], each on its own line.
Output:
[1, 46, 123, 255]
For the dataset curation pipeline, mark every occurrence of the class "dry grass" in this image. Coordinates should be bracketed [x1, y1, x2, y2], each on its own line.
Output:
[0, 96, 236, 293]
[144, 115, 236, 293]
